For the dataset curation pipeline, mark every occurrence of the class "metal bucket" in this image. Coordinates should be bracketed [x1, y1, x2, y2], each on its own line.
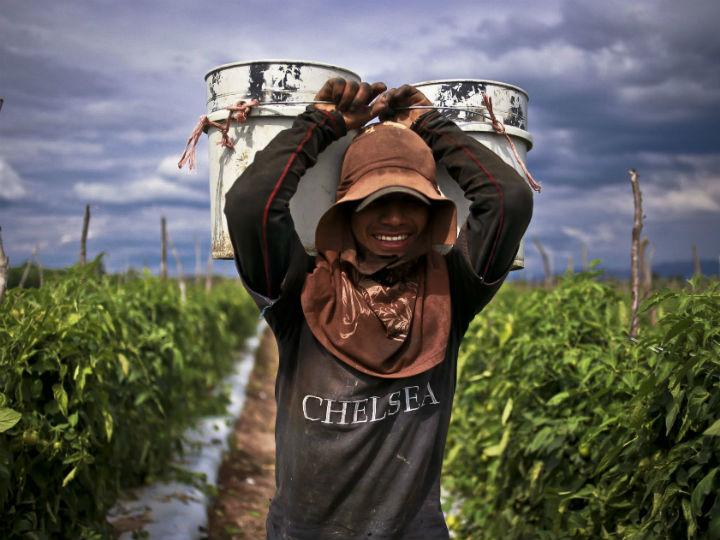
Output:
[205, 60, 360, 258]
[411, 79, 534, 270]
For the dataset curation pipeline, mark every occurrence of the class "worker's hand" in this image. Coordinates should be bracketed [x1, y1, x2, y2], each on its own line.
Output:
[370, 85, 434, 128]
[313, 78, 387, 131]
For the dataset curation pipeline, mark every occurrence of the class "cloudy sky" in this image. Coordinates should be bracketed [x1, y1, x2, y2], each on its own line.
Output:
[1, 0, 719, 279]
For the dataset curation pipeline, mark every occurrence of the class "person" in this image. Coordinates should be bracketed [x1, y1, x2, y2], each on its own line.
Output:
[224, 78, 534, 540]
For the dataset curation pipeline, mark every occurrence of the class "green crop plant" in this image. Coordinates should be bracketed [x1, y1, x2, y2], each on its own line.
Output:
[0, 258, 256, 538]
[443, 272, 719, 539]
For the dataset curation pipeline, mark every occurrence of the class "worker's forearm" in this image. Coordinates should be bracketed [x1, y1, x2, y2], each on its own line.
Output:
[223, 107, 346, 298]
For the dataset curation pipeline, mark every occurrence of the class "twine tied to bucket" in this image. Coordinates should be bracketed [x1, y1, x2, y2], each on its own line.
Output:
[178, 99, 259, 171]
[481, 93, 542, 193]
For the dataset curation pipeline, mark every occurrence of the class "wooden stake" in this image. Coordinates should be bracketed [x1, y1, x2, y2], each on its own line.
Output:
[581, 242, 588, 272]
[692, 244, 702, 277]
[629, 169, 643, 339]
[194, 236, 202, 286]
[167, 231, 187, 303]
[205, 252, 213, 293]
[532, 237, 553, 288]
[160, 217, 168, 279]
[19, 246, 38, 288]
[0, 226, 9, 305]
[639, 238, 650, 296]
[640, 237, 656, 325]
[80, 204, 90, 265]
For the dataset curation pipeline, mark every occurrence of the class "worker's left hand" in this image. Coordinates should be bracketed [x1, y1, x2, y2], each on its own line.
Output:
[370, 85, 434, 128]
[313, 78, 387, 130]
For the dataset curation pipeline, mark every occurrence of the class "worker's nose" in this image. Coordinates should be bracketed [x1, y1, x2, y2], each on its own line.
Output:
[377, 203, 405, 226]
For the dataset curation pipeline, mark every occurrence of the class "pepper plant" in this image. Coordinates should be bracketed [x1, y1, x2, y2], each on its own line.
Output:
[444, 272, 719, 539]
[0, 258, 256, 538]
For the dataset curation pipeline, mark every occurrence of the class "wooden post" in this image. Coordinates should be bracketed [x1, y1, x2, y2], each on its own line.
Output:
[629, 169, 643, 338]
[160, 217, 168, 279]
[194, 236, 202, 286]
[532, 237, 553, 288]
[19, 246, 38, 288]
[0, 226, 9, 305]
[19, 256, 32, 288]
[639, 238, 650, 295]
[80, 204, 90, 265]
[581, 242, 588, 272]
[692, 244, 702, 277]
[167, 232, 187, 303]
[640, 237, 656, 325]
[205, 253, 213, 293]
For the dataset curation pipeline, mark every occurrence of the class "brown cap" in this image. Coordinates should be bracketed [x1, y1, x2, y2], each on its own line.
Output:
[315, 121, 457, 252]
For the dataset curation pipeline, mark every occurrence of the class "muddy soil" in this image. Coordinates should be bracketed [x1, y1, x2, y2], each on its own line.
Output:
[207, 328, 278, 539]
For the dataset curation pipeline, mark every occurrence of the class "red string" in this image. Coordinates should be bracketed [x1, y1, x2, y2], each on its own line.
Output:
[178, 99, 259, 170]
[481, 93, 542, 193]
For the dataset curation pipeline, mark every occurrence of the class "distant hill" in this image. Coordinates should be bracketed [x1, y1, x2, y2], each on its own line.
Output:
[510, 259, 718, 281]
[602, 259, 718, 280]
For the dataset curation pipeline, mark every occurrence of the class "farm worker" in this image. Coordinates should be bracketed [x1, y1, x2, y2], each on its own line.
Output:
[224, 78, 533, 540]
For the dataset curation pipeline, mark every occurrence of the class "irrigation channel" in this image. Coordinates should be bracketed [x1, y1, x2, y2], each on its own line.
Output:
[107, 322, 275, 539]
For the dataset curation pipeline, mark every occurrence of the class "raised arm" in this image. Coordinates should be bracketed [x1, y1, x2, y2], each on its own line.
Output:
[412, 109, 534, 283]
[371, 85, 534, 316]
[223, 78, 386, 303]
[223, 107, 345, 302]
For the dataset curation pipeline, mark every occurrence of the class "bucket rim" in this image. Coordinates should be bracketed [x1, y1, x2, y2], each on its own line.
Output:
[205, 59, 361, 81]
[411, 79, 529, 99]
[461, 122, 533, 149]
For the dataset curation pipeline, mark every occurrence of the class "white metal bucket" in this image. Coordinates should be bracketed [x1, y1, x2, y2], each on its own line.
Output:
[205, 60, 360, 259]
[412, 79, 534, 270]
[205, 64, 534, 270]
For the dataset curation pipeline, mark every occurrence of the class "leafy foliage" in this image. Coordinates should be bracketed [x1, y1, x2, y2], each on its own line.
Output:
[0, 258, 256, 539]
[444, 273, 720, 539]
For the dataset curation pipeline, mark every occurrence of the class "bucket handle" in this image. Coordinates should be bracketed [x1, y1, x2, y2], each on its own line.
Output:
[178, 100, 260, 170]
[480, 93, 541, 192]
[398, 97, 541, 193]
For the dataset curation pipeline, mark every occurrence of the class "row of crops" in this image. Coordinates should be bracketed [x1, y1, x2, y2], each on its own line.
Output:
[2, 255, 717, 538]
[444, 270, 720, 539]
[0, 259, 257, 539]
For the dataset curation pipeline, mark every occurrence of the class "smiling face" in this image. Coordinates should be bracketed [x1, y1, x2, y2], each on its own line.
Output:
[350, 193, 430, 256]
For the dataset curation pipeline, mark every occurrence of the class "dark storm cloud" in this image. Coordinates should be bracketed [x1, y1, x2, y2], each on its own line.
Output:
[0, 0, 718, 275]
[0, 45, 116, 106]
[379, 0, 720, 272]
[439, 0, 720, 188]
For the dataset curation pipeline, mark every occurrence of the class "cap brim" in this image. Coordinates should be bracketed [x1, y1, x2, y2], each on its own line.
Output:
[315, 167, 458, 253]
[355, 186, 430, 212]
[337, 167, 448, 206]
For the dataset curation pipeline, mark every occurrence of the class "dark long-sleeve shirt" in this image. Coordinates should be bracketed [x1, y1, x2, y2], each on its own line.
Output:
[224, 107, 533, 540]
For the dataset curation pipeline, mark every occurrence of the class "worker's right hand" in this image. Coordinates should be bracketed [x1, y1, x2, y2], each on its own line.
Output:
[369, 84, 434, 128]
[313, 78, 387, 131]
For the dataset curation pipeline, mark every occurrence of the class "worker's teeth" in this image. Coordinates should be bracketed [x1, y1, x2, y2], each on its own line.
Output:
[374, 234, 409, 242]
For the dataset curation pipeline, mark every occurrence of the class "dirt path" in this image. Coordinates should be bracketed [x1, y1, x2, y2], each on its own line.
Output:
[207, 327, 278, 539]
